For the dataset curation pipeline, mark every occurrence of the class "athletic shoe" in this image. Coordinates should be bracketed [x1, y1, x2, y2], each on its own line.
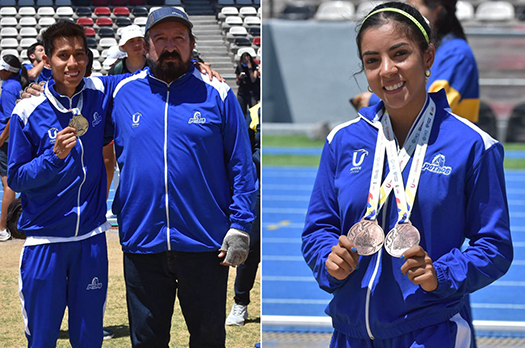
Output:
[226, 303, 248, 326]
[103, 328, 114, 340]
[0, 229, 11, 242]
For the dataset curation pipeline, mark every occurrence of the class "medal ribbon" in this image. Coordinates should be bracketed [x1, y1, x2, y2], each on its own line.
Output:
[363, 119, 387, 221]
[380, 98, 436, 223]
[44, 82, 84, 119]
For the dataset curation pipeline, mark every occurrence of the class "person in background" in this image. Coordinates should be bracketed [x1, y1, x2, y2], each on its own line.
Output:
[102, 45, 127, 72]
[109, 25, 146, 75]
[302, 2, 512, 347]
[24, 42, 54, 84]
[0, 55, 29, 242]
[235, 52, 260, 116]
[352, 0, 479, 123]
[226, 101, 261, 326]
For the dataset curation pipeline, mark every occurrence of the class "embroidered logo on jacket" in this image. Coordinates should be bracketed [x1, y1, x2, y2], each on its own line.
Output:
[86, 277, 103, 290]
[188, 111, 206, 124]
[132, 112, 141, 127]
[48, 128, 58, 144]
[350, 149, 369, 173]
[422, 154, 452, 175]
[92, 112, 102, 127]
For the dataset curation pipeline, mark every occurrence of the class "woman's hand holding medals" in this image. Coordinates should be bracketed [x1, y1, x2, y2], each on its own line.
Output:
[53, 126, 77, 159]
[326, 235, 360, 280]
[400, 245, 438, 292]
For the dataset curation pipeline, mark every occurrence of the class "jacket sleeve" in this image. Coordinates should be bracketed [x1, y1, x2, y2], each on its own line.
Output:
[221, 89, 258, 233]
[1, 86, 18, 123]
[7, 112, 66, 192]
[431, 142, 513, 297]
[302, 140, 347, 293]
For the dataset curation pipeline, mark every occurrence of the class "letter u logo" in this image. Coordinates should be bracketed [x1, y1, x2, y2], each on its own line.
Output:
[48, 128, 58, 140]
[132, 112, 141, 124]
[352, 150, 367, 167]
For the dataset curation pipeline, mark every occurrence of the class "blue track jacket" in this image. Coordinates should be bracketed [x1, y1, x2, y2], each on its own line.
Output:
[108, 66, 258, 254]
[302, 90, 512, 339]
[7, 77, 122, 238]
[0, 77, 22, 137]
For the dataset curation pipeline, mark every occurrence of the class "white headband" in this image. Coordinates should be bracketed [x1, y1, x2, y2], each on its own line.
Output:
[0, 58, 20, 74]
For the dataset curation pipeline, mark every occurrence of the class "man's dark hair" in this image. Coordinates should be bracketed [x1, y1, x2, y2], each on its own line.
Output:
[41, 20, 88, 58]
[26, 41, 44, 63]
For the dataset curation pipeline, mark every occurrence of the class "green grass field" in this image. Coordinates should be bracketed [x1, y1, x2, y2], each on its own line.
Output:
[0, 231, 261, 347]
[262, 135, 525, 169]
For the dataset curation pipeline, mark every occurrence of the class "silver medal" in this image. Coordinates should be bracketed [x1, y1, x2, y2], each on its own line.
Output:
[347, 219, 384, 256]
[384, 221, 420, 258]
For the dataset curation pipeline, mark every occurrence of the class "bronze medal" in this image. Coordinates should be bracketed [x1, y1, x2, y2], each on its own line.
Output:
[384, 221, 420, 258]
[68, 114, 89, 137]
[347, 219, 384, 256]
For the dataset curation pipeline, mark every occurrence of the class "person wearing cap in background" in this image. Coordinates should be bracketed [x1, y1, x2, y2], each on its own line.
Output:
[0, 55, 29, 242]
[102, 45, 128, 72]
[103, 7, 257, 347]
[108, 25, 147, 75]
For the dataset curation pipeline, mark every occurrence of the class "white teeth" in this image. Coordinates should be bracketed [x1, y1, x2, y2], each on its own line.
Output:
[66, 72, 79, 77]
[384, 82, 403, 91]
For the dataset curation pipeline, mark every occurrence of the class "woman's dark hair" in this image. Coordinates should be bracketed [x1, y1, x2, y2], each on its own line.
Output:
[2, 54, 29, 90]
[356, 2, 432, 62]
[240, 52, 256, 66]
[42, 20, 88, 58]
[420, 0, 466, 47]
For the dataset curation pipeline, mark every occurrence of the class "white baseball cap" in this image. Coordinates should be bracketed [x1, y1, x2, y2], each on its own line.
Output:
[103, 45, 127, 70]
[119, 25, 144, 47]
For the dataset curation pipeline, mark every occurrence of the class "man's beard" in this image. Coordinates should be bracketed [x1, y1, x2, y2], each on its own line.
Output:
[148, 50, 191, 84]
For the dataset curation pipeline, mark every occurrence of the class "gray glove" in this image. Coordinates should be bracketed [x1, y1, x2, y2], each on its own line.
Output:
[220, 228, 250, 266]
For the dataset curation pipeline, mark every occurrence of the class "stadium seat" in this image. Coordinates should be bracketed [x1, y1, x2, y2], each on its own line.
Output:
[18, 7, 37, 17]
[279, 2, 317, 20]
[229, 36, 252, 56]
[254, 0, 260, 6]
[20, 50, 28, 59]
[20, 28, 38, 38]
[20, 38, 38, 49]
[0, 28, 18, 38]
[165, 0, 182, 4]
[84, 27, 96, 36]
[247, 26, 260, 37]
[56, 7, 75, 17]
[517, 6, 525, 21]
[235, 47, 256, 61]
[0, 0, 16, 6]
[129, 0, 146, 5]
[222, 16, 244, 31]
[134, 17, 148, 26]
[236, 0, 253, 5]
[132, 7, 149, 16]
[113, 7, 130, 16]
[99, 38, 118, 49]
[38, 17, 57, 28]
[55, 0, 72, 5]
[115, 17, 133, 27]
[252, 36, 260, 46]
[0, 49, 19, 58]
[91, 0, 109, 5]
[1, 38, 18, 49]
[0, 18, 17, 27]
[36, 0, 53, 5]
[96, 18, 114, 27]
[0, 7, 17, 17]
[73, 0, 91, 4]
[475, 1, 515, 21]
[239, 7, 257, 18]
[110, 0, 127, 5]
[92, 60, 102, 71]
[315, 1, 355, 21]
[94, 7, 112, 17]
[18, 0, 35, 6]
[76, 7, 92, 17]
[90, 48, 100, 59]
[355, 1, 384, 19]
[456, 1, 474, 21]
[218, 0, 235, 5]
[477, 101, 498, 139]
[77, 18, 94, 26]
[258, 7, 262, 18]
[219, 7, 239, 21]
[506, 103, 525, 142]
[98, 27, 116, 37]
[37, 7, 55, 17]
[87, 37, 98, 49]
[20, 17, 38, 27]
[226, 26, 248, 42]
[243, 16, 261, 28]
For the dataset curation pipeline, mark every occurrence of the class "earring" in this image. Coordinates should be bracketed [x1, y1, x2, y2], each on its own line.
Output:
[425, 69, 431, 77]
[367, 86, 373, 93]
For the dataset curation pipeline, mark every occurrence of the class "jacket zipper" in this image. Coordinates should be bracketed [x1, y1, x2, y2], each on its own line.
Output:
[164, 85, 171, 251]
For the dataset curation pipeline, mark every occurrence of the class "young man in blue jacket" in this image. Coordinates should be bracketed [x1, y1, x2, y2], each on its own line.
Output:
[8, 21, 124, 347]
[105, 8, 258, 347]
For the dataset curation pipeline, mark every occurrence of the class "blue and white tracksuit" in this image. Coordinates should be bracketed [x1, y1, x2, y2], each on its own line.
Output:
[0, 76, 22, 138]
[8, 76, 123, 347]
[302, 90, 512, 347]
[107, 65, 258, 254]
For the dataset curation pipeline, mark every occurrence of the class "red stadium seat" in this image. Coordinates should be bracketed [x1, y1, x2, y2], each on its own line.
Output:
[113, 7, 130, 16]
[84, 27, 96, 37]
[76, 17, 94, 26]
[252, 37, 260, 46]
[96, 17, 114, 26]
[94, 6, 111, 16]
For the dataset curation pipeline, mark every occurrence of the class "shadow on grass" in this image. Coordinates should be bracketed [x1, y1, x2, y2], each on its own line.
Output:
[58, 325, 130, 340]
[246, 316, 261, 324]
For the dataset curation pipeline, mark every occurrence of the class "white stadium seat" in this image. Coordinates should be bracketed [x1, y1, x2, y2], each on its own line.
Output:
[0, 7, 17, 17]
[0, 17, 18, 27]
[19, 17, 38, 27]
[456, 1, 474, 21]
[475, 1, 515, 21]
[99, 38, 118, 49]
[18, 7, 36, 16]
[37, 6, 56, 17]
[56, 7, 75, 17]
[315, 1, 355, 21]
[19, 28, 38, 38]
[0, 38, 19, 49]
[0, 28, 18, 38]
[239, 7, 257, 18]
[1, 49, 20, 58]
[20, 38, 38, 49]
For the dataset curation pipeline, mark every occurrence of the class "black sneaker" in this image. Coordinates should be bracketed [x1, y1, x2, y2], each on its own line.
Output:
[103, 328, 114, 340]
